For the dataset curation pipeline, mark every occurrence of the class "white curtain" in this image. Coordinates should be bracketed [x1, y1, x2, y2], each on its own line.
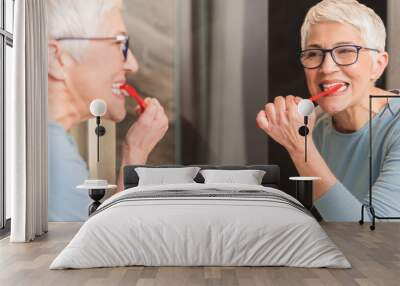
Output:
[7, 0, 48, 242]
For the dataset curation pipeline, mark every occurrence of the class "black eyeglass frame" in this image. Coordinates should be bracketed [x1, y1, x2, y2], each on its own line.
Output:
[299, 44, 380, 69]
[55, 35, 130, 61]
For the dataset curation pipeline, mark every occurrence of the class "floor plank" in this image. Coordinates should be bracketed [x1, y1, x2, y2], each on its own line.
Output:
[0, 222, 399, 286]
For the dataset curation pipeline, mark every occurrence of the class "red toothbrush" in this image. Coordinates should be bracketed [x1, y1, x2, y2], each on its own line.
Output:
[120, 84, 147, 112]
[309, 83, 345, 102]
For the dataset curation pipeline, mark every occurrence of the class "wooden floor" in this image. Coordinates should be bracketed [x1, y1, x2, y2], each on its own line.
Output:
[0, 222, 399, 286]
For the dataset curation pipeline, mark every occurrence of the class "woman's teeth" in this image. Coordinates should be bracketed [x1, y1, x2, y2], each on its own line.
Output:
[112, 88, 121, 95]
[338, 84, 348, 92]
[111, 84, 129, 96]
[319, 83, 349, 92]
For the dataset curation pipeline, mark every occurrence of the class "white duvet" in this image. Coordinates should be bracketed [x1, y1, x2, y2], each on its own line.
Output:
[50, 183, 350, 269]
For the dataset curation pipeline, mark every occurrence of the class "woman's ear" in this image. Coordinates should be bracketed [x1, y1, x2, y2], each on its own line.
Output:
[48, 40, 68, 81]
[371, 51, 389, 82]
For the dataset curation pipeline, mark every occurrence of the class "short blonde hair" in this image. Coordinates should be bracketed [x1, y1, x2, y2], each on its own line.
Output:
[47, 0, 123, 59]
[301, 0, 386, 51]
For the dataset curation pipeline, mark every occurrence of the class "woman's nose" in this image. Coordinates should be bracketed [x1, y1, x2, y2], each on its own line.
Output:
[124, 49, 139, 73]
[319, 52, 340, 74]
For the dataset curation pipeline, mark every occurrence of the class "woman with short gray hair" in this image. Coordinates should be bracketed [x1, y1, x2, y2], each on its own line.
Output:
[257, 0, 400, 221]
[47, 0, 169, 221]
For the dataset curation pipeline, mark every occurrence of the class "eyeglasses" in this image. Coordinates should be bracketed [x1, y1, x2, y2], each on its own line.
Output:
[55, 35, 130, 61]
[299, 44, 380, 69]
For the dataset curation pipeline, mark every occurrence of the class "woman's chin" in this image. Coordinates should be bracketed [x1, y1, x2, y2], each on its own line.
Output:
[115, 113, 127, 123]
[318, 101, 347, 115]
[108, 109, 127, 123]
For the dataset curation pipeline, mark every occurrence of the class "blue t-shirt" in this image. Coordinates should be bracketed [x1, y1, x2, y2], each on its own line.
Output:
[48, 121, 91, 221]
[313, 92, 400, 221]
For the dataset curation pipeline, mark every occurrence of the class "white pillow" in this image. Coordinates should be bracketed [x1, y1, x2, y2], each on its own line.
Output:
[135, 167, 201, 186]
[200, 169, 266, 185]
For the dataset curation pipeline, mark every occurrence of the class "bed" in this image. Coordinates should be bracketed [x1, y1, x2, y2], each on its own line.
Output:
[50, 165, 350, 269]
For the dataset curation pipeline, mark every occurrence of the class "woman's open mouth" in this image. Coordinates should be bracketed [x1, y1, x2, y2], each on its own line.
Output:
[318, 82, 350, 96]
[111, 83, 129, 98]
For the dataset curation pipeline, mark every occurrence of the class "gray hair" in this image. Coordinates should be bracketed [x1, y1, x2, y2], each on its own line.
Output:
[47, 0, 123, 59]
[301, 0, 386, 52]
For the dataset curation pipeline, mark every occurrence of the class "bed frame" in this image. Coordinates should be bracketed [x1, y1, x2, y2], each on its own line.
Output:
[124, 165, 280, 190]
